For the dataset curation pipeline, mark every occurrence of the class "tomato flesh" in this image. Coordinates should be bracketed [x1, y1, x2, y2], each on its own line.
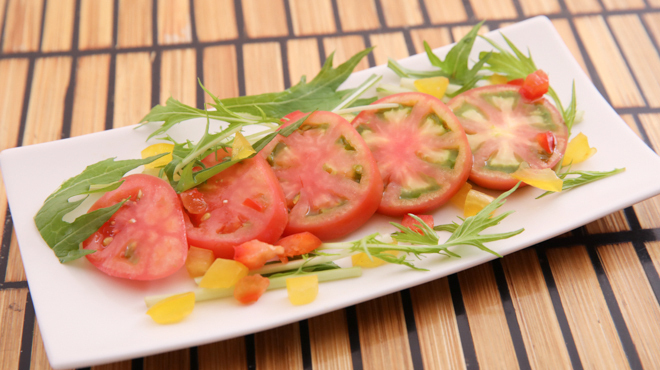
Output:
[536, 131, 557, 154]
[351, 92, 472, 216]
[233, 239, 284, 270]
[183, 150, 288, 259]
[519, 70, 549, 101]
[276, 232, 323, 257]
[401, 214, 434, 234]
[261, 111, 382, 240]
[448, 85, 568, 190]
[180, 188, 208, 214]
[82, 174, 188, 280]
[234, 275, 270, 304]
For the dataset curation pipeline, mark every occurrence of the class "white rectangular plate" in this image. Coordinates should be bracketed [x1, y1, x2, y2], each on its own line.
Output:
[2, 16, 660, 369]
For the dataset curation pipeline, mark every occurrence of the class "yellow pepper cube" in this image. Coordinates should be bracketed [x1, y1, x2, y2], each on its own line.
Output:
[464, 189, 495, 217]
[351, 251, 399, 268]
[449, 182, 472, 210]
[414, 76, 450, 99]
[198, 258, 248, 289]
[231, 132, 256, 161]
[185, 246, 216, 278]
[141, 143, 174, 169]
[146, 292, 195, 324]
[287, 275, 319, 305]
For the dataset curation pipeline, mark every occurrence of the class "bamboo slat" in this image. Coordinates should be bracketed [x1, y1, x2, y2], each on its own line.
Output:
[518, 0, 561, 16]
[501, 249, 572, 370]
[202, 45, 239, 103]
[564, 0, 602, 14]
[356, 293, 413, 370]
[451, 24, 489, 42]
[0, 0, 6, 40]
[197, 338, 247, 370]
[632, 114, 660, 229]
[241, 0, 288, 38]
[468, 0, 517, 20]
[243, 42, 284, 95]
[421, 0, 467, 24]
[0, 288, 28, 370]
[643, 13, 660, 44]
[287, 38, 321, 86]
[369, 32, 408, 66]
[458, 263, 519, 370]
[573, 16, 644, 108]
[30, 320, 59, 370]
[40, 0, 74, 52]
[2, 0, 43, 53]
[70, 54, 111, 137]
[79, 0, 113, 50]
[92, 360, 132, 370]
[117, 0, 153, 48]
[193, 0, 238, 42]
[550, 19, 590, 78]
[255, 323, 303, 369]
[379, 0, 423, 28]
[322, 36, 369, 71]
[608, 15, 660, 108]
[334, 0, 380, 32]
[546, 246, 630, 369]
[113, 52, 151, 128]
[157, 0, 192, 45]
[619, 114, 642, 138]
[409, 278, 466, 370]
[22, 57, 72, 146]
[601, 0, 646, 11]
[308, 310, 353, 370]
[409, 27, 452, 53]
[638, 114, 660, 153]
[584, 210, 630, 234]
[5, 231, 26, 282]
[644, 241, 660, 281]
[160, 49, 197, 106]
[144, 349, 190, 370]
[597, 242, 660, 369]
[288, 0, 336, 36]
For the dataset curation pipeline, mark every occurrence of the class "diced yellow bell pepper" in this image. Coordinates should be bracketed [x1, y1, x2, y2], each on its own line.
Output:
[198, 258, 248, 289]
[464, 189, 495, 217]
[141, 143, 174, 169]
[231, 132, 256, 161]
[488, 74, 508, 85]
[562, 132, 597, 166]
[449, 182, 472, 210]
[511, 162, 563, 192]
[351, 250, 399, 268]
[146, 292, 195, 324]
[414, 76, 450, 99]
[286, 275, 319, 305]
[185, 246, 216, 278]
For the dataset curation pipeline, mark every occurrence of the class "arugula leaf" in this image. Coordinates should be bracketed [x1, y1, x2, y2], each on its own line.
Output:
[536, 168, 625, 198]
[34, 155, 166, 263]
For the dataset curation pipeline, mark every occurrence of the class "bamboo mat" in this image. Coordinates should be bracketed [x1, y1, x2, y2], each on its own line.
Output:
[1, 0, 660, 369]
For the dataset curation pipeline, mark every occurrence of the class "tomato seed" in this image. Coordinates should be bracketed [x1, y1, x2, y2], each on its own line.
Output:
[103, 237, 113, 246]
[137, 190, 143, 200]
[201, 213, 211, 221]
[129, 219, 136, 223]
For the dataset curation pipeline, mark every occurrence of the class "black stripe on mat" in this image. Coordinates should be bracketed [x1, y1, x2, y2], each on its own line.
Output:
[37, 0, 48, 51]
[330, 0, 343, 33]
[0, 208, 13, 283]
[345, 305, 364, 370]
[448, 273, 478, 369]
[245, 333, 256, 369]
[373, 0, 387, 30]
[567, 17, 612, 105]
[400, 289, 424, 370]
[17, 291, 35, 370]
[106, 0, 118, 130]
[299, 319, 313, 370]
[190, 346, 199, 370]
[0, 0, 9, 47]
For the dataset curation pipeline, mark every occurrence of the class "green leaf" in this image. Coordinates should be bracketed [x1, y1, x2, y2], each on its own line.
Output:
[537, 168, 625, 198]
[34, 155, 166, 263]
[480, 34, 537, 78]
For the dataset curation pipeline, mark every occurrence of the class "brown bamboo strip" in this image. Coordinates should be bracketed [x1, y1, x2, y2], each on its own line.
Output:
[618, 114, 642, 139]
[645, 241, 660, 280]
[322, 36, 369, 72]
[608, 15, 660, 108]
[22, 57, 72, 146]
[287, 38, 321, 86]
[193, 0, 238, 42]
[335, 0, 380, 32]
[501, 249, 572, 370]
[597, 242, 660, 369]
[584, 210, 630, 234]
[467, 0, 517, 20]
[409, 27, 452, 53]
[5, 231, 26, 282]
[79, 0, 114, 50]
[288, 0, 336, 36]
[308, 310, 353, 370]
[601, 0, 645, 10]
[40, 0, 74, 52]
[0, 288, 28, 369]
[369, 32, 408, 66]
[157, 0, 192, 45]
[2, 0, 44, 53]
[409, 278, 466, 370]
[117, 0, 153, 48]
[113, 53, 151, 128]
[160, 48, 197, 106]
[458, 263, 519, 369]
[550, 18, 590, 78]
[0, 0, 6, 40]
[546, 245, 630, 369]
[573, 16, 644, 108]
[197, 338, 247, 370]
[564, 0, 602, 14]
[451, 24, 489, 42]
[421, 0, 467, 24]
[202, 45, 239, 103]
[241, 0, 288, 38]
[643, 13, 660, 43]
[379, 0, 423, 28]
[518, 0, 560, 16]
[633, 195, 660, 229]
[70, 54, 111, 137]
[144, 349, 190, 370]
[30, 320, 59, 370]
[356, 293, 413, 370]
[255, 323, 303, 369]
[243, 42, 284, 95]
[638, 114, 660, 153]
[92, 360, 132, 370]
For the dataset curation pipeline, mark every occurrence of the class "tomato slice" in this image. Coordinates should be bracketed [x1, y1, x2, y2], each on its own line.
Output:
[180, 188, 208, 214]
[448, 85, 568, 190]
[261, 111, 382, 240]
[184, 150, 288, 259]
[82, 174, 187, 280]
[401, 214, 434, 234]
[536, 131, 557, 154]
[351, 92, 472, 216]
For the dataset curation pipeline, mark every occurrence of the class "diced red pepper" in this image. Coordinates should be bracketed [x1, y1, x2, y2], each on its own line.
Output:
[233, 240, 284, 270]
[234, 274, 270, 304]
[276, 232, 323, 257]
[536, 131, 557, 154]
[519, 70, 549, 101]
[180, 188, 208, 214]
[401, 214, 434, 234]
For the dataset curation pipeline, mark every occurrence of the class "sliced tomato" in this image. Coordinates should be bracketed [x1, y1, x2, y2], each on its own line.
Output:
[448, 85, 568, 190]
[82, 174, 187, 280]
[507, 78, 524, 86]
[261, 111, 382, 240]
[184, 150, 288, 259]
[233, 239, 283, 270]
[234, 275, 270, 304]
[351, 92, 472, 216]
[276, 232, 323, 257]
[519, 70, 549, 101]
[401, 214, 434, 234]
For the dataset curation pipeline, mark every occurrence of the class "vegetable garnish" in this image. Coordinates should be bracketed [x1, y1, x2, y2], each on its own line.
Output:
[562, 132, 597, 166]
[537, 167, 625, 199]
[146, 292, 195, 324]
